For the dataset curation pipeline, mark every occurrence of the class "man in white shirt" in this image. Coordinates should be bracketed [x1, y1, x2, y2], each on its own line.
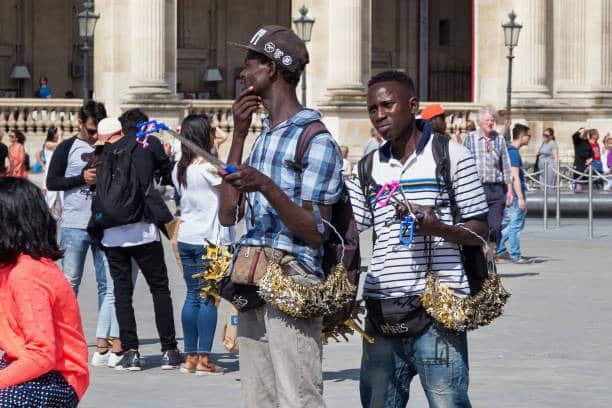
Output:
[92, 109, 181, 372]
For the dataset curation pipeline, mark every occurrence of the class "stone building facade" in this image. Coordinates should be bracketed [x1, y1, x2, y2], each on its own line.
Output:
[1, 0, 611, 160]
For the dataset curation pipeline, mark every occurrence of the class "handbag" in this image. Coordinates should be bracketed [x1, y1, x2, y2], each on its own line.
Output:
[231, 246, 281, 285]
[420, 230, 511, 332]
[257, 220, 357, 319]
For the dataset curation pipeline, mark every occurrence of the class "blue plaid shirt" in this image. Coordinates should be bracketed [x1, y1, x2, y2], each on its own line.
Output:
[242, 109, 343, 276]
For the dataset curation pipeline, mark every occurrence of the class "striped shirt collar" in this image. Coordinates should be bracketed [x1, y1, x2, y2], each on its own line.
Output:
[261, 108, 323, 133]
[378, 119, 432, 163]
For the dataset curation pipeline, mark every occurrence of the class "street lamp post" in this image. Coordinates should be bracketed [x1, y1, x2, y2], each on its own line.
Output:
[78, 1, 99, 103]
[293, 5, 315, 106]
[502, 11, 522, 138]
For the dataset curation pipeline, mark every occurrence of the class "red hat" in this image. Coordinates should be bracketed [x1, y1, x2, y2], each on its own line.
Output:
[421, 104, 445, 120]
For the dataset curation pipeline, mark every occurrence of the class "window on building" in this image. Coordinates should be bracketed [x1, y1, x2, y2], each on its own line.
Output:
[439, 19, 450, 47]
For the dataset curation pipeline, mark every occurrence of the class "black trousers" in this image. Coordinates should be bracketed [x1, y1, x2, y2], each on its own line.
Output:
[104, 241, 178, 352]
[482, 183, 506, 244]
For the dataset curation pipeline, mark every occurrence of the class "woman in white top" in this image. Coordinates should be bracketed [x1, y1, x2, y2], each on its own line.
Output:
[171, 114, 234, 375]
[43, 126, 63, 215]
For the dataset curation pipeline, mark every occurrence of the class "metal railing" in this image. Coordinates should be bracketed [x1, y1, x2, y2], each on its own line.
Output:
[524, 162, 611, 239]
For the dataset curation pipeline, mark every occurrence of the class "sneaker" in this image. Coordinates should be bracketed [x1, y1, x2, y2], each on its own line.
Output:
[161, 349, 182, 370]
[91, 350, 110, 367]
[512, 257, 532, 264]
[496, 251, 511, 261]
[115, 350, 142, 371]
[107, 352, 123, 368]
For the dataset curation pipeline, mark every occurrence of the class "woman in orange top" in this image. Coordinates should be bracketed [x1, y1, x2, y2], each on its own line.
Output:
[7, 130, 28, 178]
[0, 177, 89, 406]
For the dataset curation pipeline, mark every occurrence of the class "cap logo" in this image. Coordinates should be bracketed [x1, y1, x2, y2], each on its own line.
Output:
[250, 29, 268, 45]
[273, 49, 284, 59]
[264, 42, 276, 53]
[282, 55, 293, 66]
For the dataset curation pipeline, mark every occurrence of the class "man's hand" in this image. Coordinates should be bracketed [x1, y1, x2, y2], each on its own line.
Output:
[232, 86, 261, 138]
[505, 191, 514, 206]
[83, 168, 97, 185]
[518, 198, 527, 211]
[223, 165, 272, 193]
[406, 203, 444, 236]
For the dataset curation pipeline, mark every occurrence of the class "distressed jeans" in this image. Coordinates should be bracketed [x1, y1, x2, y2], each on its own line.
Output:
[360, 322, 471, 408]
[60, 227, 119, 339]
[238, 304, 325, 408]
[496, 199, 526, 261]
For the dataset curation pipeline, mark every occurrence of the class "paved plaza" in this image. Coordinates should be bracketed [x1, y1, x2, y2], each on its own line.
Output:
[73, 216, 612, 407]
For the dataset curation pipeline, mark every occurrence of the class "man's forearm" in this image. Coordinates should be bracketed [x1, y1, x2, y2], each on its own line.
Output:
[513, 179, 524, 202]
[219, 136, 247, 225]
[432, 219, 488, 246]
[260, 181, 325, 248]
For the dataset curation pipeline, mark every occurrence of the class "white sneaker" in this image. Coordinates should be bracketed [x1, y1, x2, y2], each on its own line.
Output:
[107, 352, 123, 368]
[91, 351, 110, 367]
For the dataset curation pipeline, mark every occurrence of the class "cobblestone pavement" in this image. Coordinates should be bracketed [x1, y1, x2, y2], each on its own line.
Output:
[72, 217, 612, 407]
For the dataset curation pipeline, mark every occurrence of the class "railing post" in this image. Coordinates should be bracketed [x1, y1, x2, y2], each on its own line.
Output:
[543, 164, 548, 230]
[588, 165, 593, 240]
[555, 160, 561, 227]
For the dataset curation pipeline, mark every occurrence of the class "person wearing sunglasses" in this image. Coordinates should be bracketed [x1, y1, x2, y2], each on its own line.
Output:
[45, 101, 125, 367]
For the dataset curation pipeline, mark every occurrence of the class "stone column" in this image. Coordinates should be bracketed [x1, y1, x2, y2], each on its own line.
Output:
[553, 0, 587, 95]
[125, 0, 172, 99]
[325, 0, 366, 103]
[512, 0, 551, 99]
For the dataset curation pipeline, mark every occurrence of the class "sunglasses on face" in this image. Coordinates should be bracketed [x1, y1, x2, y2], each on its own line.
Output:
[84, 127, 98, 136]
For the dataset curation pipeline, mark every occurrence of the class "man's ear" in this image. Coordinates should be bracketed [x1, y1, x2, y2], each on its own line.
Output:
[267, 60, 278, 81]
[409, 97, 420, 115]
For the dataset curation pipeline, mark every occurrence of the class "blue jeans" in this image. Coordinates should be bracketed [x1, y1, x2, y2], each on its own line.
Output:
[496, 199, 526, 261]
[60, 227, 119, 339]
[178, 242, 218, 353]
[360, 323, 471, 408]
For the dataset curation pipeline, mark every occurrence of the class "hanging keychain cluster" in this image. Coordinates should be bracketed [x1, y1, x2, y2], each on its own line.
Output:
[191, 242, 234, 306]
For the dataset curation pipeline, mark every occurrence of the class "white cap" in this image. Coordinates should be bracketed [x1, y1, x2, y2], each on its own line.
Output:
[95, 118, 122, 145]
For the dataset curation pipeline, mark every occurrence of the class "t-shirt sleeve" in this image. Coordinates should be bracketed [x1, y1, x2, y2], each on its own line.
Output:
[200, 163, 223, 187]
[0, 267, 57, 388]
[509, 148, 521, 168]
[452, 146, 489, 221]
[300, 133, 343, 205]
[345, 176, 373, 232]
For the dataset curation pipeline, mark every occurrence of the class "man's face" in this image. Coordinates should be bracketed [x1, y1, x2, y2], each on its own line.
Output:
[479, 113, 495, 134]
[80, 117, 99, 143]
[431, 115, 446, 133]
[520, 133, 531, 147]
[367, 82, 418, 143]
[239, 56, 272, 96]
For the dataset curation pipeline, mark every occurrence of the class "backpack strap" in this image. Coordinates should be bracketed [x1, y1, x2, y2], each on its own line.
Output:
[293, 120, 329, 170]
[356, 150, 377, 242]
[432, 134, 461, 224]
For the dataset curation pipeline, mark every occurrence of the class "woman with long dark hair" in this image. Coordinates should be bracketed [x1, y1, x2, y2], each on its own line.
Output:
[171, 114, 234, 375]
[0, 177, 88, 406]
[42, 125, 64, 213]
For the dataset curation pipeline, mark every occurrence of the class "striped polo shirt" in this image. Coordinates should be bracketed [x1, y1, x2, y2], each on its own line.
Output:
[346, 127, 489, 300]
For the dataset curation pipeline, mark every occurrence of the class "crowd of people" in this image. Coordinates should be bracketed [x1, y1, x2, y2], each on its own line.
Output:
[0, 23, 609, 408]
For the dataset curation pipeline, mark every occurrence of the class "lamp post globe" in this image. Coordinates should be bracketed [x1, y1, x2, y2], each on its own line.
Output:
[293, 5, 315, 106]
[78, 1, 99, 103]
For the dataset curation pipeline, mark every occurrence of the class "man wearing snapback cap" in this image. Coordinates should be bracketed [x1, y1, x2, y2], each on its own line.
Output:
[219, 25, 343, 408]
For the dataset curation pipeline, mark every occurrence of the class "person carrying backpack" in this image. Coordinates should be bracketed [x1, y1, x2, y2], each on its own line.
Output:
[347, 71, 490, 407]
[218, 26, 344, 408]
[91, 109, 181, 372]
